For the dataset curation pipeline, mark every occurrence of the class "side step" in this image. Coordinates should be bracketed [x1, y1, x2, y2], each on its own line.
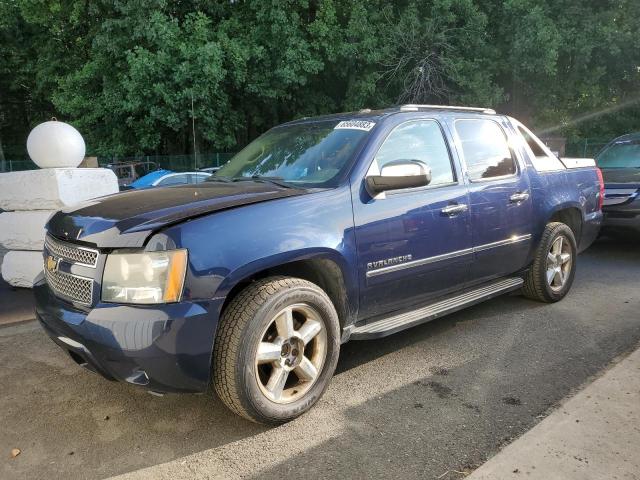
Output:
[350, 278, 524, 340]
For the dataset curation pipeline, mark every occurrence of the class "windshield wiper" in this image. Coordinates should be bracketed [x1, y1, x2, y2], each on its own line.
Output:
[232, 176, 298, 189]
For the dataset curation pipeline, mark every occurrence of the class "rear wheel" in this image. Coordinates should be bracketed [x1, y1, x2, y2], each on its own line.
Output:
[522, 222, 577, 303]
[213, 277, 340, 424]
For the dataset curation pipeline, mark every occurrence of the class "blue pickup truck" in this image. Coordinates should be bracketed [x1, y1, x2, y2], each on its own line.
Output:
[35, 105, 603, 424]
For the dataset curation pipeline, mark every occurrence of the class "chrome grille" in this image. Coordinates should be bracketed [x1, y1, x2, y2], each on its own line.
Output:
[43, 235, 98, 305]
[44, 268, 93, 305]
[45, 235, 98, 267]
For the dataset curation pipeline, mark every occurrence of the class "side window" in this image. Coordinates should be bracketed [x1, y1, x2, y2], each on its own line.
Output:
[374, 120, 455, 187]
[518, 126, 547, 157]
[193, 174, 209, 183]
[454, 119, 516, 180]
[157, 174, 187, 186]
[116, 167, 132, 180]
[515, 123, 566, 171]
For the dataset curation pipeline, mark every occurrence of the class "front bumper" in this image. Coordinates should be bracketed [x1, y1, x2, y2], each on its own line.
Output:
[34, 276, 223, 393]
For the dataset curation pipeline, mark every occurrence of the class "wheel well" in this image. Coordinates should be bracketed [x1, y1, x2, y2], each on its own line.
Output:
[221, 258, 352, 329]
[550, 208, 582, 242]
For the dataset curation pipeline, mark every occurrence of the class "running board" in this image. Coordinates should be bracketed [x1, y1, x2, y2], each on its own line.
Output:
[350, 278, 524, 340]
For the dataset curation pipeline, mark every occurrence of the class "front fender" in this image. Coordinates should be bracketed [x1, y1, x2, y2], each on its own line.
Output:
[156, 186, 359, 316]
[214, 247, 355, 299]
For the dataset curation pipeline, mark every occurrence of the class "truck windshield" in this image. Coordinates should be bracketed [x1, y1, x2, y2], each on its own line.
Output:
[211, 120, 372, 187]
[597, 140, 640, 168]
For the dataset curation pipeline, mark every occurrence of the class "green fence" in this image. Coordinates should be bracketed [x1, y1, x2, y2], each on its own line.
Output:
[0, 152, 235, 173]
[0, 138, 615, 173]
[98, 153, 235, 171]
[0, 159, 39, 172]
[564, 138, 610, 158]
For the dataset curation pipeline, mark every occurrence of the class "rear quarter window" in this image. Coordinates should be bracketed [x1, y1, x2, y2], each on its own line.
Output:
[512, 120, 566, 172]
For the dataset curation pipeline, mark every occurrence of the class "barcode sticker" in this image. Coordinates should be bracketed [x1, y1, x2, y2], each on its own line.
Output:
[334, 120, 376, 131]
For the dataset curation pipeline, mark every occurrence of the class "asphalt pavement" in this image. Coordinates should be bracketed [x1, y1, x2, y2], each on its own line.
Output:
[1, 236, 639, 480]
[0, 278, 34, 326]
[468, 347, 640, 480]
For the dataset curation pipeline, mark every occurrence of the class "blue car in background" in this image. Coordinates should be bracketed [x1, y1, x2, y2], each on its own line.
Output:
[35, 105, 603, 425]
[128, 169, 211, 189]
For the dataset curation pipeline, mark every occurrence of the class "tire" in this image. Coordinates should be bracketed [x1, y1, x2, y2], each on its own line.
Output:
[213, 276, 340, 424]
[522, 222, 577, 303]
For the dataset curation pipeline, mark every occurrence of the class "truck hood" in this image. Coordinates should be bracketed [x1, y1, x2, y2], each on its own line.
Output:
[47, 181, 307, 248]
[601, 168, 640, 188]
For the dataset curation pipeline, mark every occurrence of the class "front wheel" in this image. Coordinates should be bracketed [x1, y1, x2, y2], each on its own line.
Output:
[522, 222, 577, 303]
[213, 277, 340, 424]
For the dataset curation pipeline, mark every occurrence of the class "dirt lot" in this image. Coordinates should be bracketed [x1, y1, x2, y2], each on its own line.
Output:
[1, 237, 639, 480]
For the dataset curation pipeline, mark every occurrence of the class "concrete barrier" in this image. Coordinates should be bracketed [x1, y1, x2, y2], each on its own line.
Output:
[0, 168, 118, 287]
[0, 211, 55, 250]
[1, 251, 44, 288]
[0, 168, 118, 211]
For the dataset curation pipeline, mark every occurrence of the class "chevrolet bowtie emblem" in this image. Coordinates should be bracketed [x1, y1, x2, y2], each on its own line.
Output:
[45, 255, 59, 274]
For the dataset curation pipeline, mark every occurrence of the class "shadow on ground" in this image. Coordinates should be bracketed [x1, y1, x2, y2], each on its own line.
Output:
[0, 278, 35, 326]
[254, 236, 640, 480]
[1, 236, 639, 480]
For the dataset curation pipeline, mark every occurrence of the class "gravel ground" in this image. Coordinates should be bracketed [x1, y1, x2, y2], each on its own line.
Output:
[1, 237, 639, 480]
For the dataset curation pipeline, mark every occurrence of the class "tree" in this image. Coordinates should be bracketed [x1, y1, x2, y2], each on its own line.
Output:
[1, 0, 639, 161]
[377, 0, 503, 106]
[480, 0, 640, 134]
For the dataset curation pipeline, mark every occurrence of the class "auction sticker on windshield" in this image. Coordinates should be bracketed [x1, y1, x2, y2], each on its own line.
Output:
[334, 120, 376, 131]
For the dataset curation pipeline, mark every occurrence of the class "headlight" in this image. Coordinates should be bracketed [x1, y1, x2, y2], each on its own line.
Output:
[101, 249, 188, 304]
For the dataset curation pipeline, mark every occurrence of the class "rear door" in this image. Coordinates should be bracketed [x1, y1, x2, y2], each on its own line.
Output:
[450, 117, 533, 284]
[352, 118, 473, 319]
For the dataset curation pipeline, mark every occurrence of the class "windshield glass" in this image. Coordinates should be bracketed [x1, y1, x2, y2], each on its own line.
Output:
[597, 139, 640, 168]
[212, 120, 372, 187]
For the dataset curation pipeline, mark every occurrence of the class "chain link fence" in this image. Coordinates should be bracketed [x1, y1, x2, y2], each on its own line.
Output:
[0, 152, 235, 173]
[99, 152, 235, 171]
[564, 138, 610, 158]
[0, 137, 617, 173]
[0, 158, 39, 172]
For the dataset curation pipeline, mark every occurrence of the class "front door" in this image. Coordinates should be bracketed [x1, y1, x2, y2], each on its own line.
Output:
[450, 117, 533, 284]
[352, 118, 473, 320]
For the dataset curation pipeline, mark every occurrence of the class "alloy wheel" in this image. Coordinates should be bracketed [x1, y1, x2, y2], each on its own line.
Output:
[546, 235, 572, 292]
[254, 303, 327, 404]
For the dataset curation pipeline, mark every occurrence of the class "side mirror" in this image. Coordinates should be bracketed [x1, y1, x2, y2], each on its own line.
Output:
[366, 160, 432, 195]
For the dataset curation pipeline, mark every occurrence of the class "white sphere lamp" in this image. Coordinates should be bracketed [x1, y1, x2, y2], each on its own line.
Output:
[26, 119, 86, 169]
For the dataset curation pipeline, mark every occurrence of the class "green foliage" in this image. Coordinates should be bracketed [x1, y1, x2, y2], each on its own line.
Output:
[483, 0, 640, 135]
[1, 0, 639, 158]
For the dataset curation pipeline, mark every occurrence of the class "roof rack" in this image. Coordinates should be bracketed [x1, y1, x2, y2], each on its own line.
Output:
[399, 104, 496, 114]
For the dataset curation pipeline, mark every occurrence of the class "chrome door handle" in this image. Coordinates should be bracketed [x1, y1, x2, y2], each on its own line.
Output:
[441, 204, 468, 215]
[510, 192, 530, 203]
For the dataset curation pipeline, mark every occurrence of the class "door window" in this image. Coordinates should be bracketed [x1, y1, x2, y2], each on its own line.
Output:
[374, 120, 455, 186]
[157, 174, 188, 186]
[455, 119, 517, 180]
[192, 174, 210, 183]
